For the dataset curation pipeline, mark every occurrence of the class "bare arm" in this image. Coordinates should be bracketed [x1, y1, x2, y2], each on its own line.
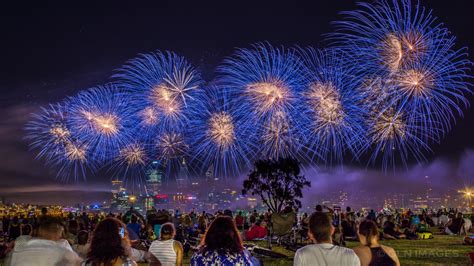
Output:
[174, 240, 183, 266]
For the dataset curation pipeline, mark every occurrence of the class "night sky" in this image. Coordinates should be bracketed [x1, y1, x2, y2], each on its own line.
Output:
[0, 1, 473, 204]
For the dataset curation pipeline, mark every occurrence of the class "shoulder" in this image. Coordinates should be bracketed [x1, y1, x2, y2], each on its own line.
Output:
[173, 240, 183, 249]
[352, 245, 368, 253]
[295, 244, 316, 255]
[336, 245, 357, 255]
[148, 240, 159, 249]
[381, 245, 397, 256]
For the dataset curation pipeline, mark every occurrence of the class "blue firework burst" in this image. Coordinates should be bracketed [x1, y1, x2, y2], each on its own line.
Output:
[297, 48, 368, 163]
[112, 50, 203, 141]
[188, 85, 257, 178]
[218, 42, 307, 160]
[24, 102, 94, 181]
[66, 84, 136, 163]
[331, 0, 472, 167]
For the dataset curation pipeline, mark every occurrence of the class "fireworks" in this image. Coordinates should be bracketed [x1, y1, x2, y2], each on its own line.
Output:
[218, 43, 306, 159]
[330, 0, 472, 167]
[25, 103, 93, 180]
[66, 84, 135, 163]
[157, 132, 188, 160]
[113, 50, 202, 139]
[298, 48, 367, 162]
[25, 1, 472, 182]
[208, 112, 235, 149]
[188, 86, 255, 178]
[109, 142, 150, 183]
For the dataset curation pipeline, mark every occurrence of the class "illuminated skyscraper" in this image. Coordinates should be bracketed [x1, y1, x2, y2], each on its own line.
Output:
[145, 160, 163, 196]
[176, 158, 189, 190]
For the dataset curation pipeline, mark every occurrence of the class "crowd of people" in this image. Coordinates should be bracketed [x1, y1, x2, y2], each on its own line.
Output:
[0, 205, 470, 265]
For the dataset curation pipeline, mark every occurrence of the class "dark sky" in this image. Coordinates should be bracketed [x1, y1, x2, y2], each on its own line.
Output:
[0, 1, 473, 203]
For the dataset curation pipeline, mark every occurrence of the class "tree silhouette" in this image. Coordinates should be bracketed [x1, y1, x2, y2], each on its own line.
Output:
[242, 157, 310, 213]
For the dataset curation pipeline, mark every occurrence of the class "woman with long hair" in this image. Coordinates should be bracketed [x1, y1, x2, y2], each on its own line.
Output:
[353, 220, 400, 266]
[85, 217, 137, 266]
[191, 216, 255, 265]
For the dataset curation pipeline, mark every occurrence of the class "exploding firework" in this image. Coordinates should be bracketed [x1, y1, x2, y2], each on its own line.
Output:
[109, 142, 151, 184]
[188, 86, 256, 178]
[367, 107, 433, 170]
[298, 48, 367, 163]
[66, 84, 136, 163]
[331, 0, 448, 76]
[113, 50, 203, 139]
[218, 42, 306, 159]
[331, 0, 472, 167]
[25, 103, 93, 180]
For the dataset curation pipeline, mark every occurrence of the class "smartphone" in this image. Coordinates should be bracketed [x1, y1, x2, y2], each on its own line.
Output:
[119, 227, 125, 238]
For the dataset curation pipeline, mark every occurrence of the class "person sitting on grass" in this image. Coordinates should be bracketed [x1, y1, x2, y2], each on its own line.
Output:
[242, 219, 267, 241]
[149, 223, 183, 266]
[191, 216, 257, 265]
[72, 230, 90, 259]
[294, 212, 360, 266]
[6, 216, 82, 266]
[353, 220, 400, 266]
[445, 212, 465, 235]
[415, 216, 431, 233]
[85, 217, 137, 266]
[383, 215, 406, 240]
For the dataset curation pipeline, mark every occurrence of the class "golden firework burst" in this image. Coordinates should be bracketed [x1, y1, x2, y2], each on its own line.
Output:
[207, 112, 235, 149]
[246, 81, 290, 114]
[120, 144, 146, 166]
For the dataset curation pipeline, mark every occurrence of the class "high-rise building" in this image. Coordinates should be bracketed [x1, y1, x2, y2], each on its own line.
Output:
[145, 161, 163, 196]
[176, 158, 189, 190]
[110, 179, 129, 211]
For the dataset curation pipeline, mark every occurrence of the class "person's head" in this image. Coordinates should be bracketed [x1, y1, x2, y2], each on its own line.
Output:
[68, 220, 79, 235]
[160, 222, 175, 240]
[131, 215, 138, 224]
[358, 220, 379, 247]
[41, 207, 48, 215]
[255, 219, 262, 226]
[315, 205, 323, 212]
[77, 230, 89, 245]
[346, 206, 352, 212]
[88, 218, 130, 264]
[223, 209, 233, 218]
[457, 212, 463, 219]
[201, 216, 243, 254]
[38, 216, 64, 241]
[387, 215, 394, 222]
[22, 224, 32, 236]
[308, 212, 334, 243]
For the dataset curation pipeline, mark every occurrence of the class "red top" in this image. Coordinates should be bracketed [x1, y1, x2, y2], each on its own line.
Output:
[245, 225, 267, 240]
[235, 215, 244, 226]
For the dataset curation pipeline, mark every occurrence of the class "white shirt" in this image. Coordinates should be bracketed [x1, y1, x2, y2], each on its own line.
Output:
[294, 243, 360, 266]
[149, 239, 177, 266]
[7, 238, 82, 266]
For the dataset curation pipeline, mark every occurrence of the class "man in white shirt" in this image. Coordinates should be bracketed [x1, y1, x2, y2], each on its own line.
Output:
[294, 212, 360, 266]
[6, 216, 82, 266]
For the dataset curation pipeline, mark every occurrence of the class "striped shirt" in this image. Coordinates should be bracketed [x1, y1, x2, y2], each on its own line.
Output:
[149, 239, 177, 266]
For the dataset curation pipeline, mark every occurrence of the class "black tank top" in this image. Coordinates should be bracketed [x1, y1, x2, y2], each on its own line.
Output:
[369, 247, 396, 266]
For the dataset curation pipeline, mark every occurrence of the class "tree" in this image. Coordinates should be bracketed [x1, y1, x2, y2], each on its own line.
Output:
[242, 157, 310, 213]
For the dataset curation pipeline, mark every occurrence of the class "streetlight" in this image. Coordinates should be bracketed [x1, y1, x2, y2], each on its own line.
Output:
[129, 195, 137, 209]
[458, 188, 473, 212]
